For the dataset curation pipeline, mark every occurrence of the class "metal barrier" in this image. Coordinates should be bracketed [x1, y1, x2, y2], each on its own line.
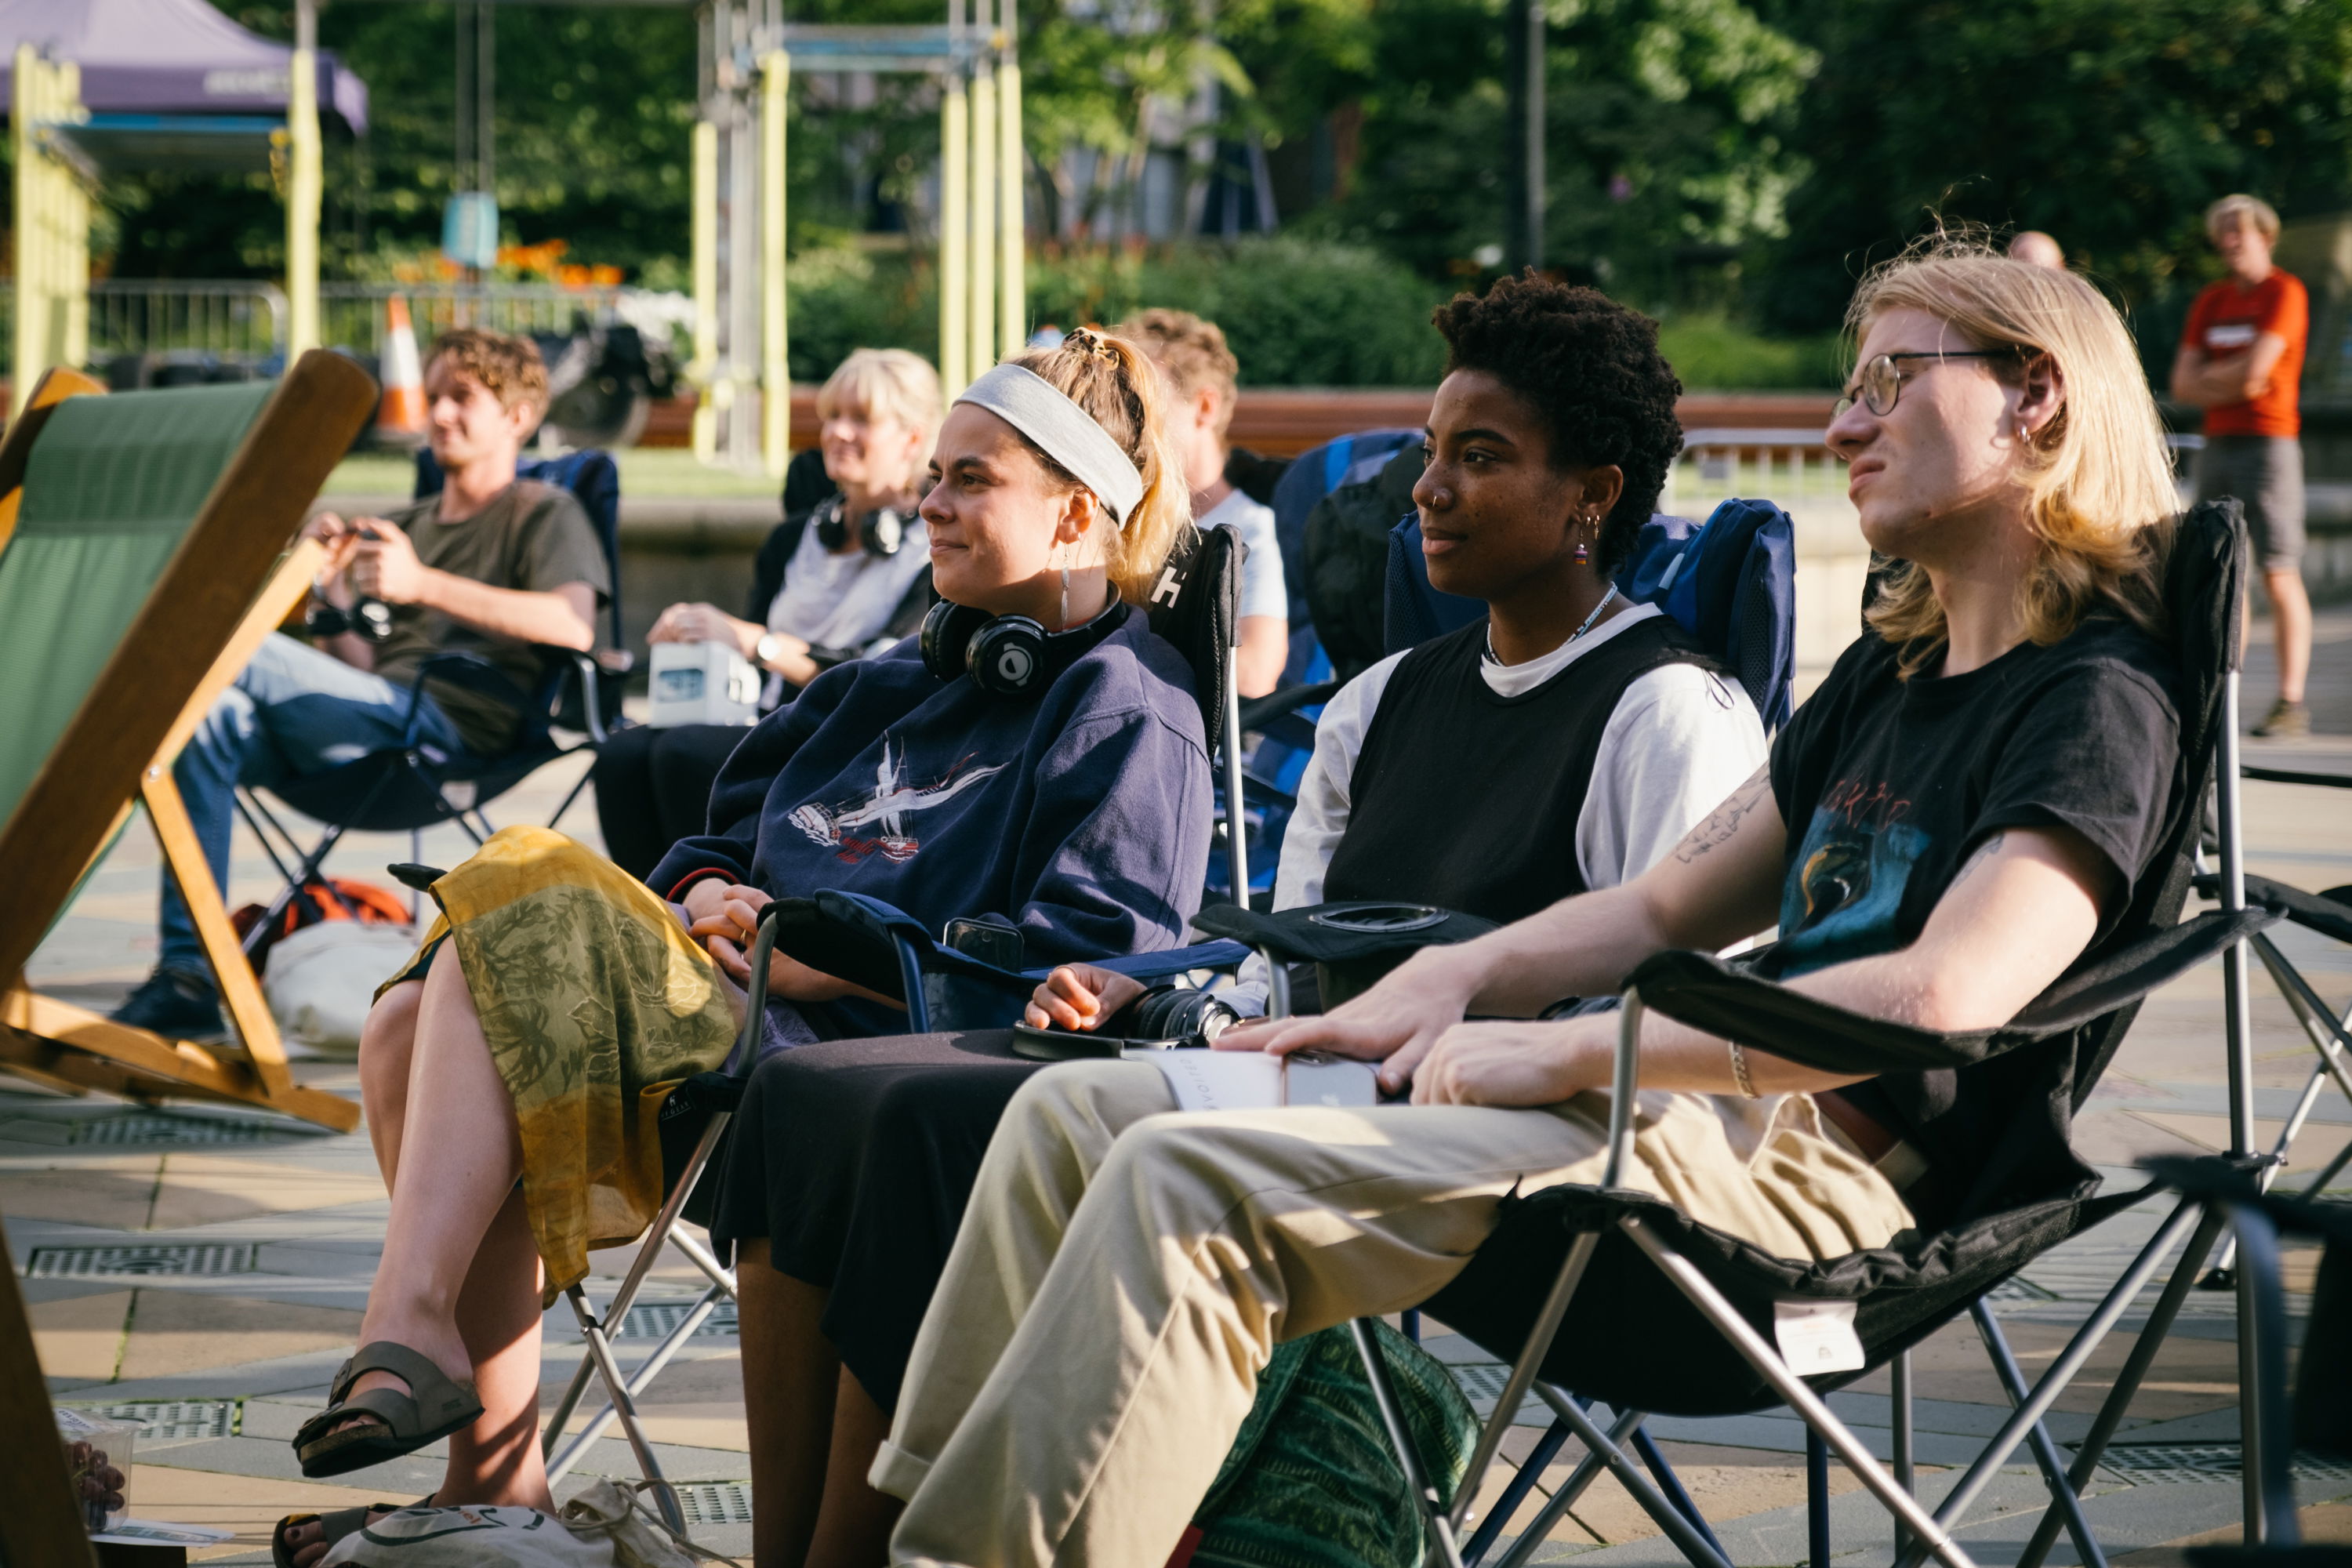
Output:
[1668, 426, 2209, 506]
[318, 283, 630, 354]
[1672, 427, 1842, 503]
[86, 280, 289, 365]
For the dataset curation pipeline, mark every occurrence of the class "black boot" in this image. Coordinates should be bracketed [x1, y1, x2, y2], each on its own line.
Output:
[109, 966, 226, 1040]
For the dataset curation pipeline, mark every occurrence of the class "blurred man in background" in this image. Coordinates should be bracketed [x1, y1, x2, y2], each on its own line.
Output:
[2008, 230, 2065, 269]
[2173, 194, 2312, 738]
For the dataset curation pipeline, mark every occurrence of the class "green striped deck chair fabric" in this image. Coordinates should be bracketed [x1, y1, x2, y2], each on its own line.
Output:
[0, 382, 275, 837]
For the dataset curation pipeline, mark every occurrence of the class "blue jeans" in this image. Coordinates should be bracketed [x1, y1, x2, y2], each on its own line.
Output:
[160, 632, 463, 976]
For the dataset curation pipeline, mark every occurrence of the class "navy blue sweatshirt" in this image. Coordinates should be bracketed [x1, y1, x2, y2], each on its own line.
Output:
[648, 603, 1211, 1032]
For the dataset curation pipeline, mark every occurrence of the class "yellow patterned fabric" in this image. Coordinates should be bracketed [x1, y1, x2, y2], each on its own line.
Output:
[381, 826, 739, 1301]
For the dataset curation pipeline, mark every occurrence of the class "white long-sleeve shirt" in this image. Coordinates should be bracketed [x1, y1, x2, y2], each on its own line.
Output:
[1231, 603, 1768, 1010]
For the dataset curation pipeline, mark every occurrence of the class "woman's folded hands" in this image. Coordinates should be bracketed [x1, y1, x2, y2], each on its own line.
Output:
[684, 882, 905, 1011]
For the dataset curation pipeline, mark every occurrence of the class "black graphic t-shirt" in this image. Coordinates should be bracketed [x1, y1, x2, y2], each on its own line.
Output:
[1765, 615, 2181, 1221]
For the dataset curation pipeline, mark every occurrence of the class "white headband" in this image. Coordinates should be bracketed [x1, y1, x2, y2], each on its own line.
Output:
[955, 362, 1145, 527]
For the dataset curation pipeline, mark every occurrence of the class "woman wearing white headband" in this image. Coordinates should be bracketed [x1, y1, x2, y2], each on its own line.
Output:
[273, 329, 1210, 1566]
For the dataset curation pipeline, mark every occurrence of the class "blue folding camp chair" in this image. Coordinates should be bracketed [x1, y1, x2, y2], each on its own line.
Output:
[231, 452, 632, 945]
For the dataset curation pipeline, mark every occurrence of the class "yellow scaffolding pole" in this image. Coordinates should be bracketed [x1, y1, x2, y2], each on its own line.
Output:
[997, 49, 1024, 358]
[285, 5, 322, 356]
[691, 118, 720, 461]
[967, 23, 996, 379]
[760, 49, 790, 477]
[11, 47, 89, 418]
[938, 56, 970, 395]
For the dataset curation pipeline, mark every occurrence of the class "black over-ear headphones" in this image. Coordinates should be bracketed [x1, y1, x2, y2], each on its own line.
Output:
[813, 495, 909, 558]
[920, 598, 1122, 701]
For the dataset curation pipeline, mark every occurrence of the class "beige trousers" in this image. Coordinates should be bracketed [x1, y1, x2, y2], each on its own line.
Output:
[877, 1060, 1915, 1568]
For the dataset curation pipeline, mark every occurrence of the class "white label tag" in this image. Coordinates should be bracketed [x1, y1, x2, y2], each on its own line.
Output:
[1773, 1298, 1866, 1374]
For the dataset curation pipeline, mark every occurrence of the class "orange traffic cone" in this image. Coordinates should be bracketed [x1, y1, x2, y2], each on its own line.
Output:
[376, 295, 426, 442]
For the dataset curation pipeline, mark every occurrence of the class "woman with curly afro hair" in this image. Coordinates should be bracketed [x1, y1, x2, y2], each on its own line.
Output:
[1033, 270, 1766, 1018]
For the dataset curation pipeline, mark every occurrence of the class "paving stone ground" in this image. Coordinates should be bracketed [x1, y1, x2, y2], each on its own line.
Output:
[12, 611, 2352, 1565]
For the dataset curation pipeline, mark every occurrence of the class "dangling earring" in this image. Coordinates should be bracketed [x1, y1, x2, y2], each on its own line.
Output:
[1571, 537, 1592, 564]
[1059, 561, 1072, 629]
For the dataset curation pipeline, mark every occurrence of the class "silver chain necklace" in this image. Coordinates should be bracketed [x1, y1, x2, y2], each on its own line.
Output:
[1487, 584, 1620, 664]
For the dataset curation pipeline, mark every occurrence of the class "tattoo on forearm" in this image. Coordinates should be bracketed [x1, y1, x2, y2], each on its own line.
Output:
[1672, 773, 1771, 865]
[1949, 830, 2007, 889]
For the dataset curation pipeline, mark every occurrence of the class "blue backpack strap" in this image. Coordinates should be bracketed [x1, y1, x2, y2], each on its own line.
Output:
[1323, 434, 1355, 495]
[1688, 498, 1797, 731]
[1613, 514, 1703, 608]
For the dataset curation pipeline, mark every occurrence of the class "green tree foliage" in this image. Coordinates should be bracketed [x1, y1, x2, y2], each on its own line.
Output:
[1018, 2, 1251, 238]
[104, 2, 702, 278]
[1757, 0, 2352, 333]
[1237, 0, 1816, 296]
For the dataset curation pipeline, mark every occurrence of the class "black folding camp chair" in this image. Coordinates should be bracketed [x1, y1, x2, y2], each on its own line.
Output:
[232, 452, 631, 947]
[528, 521, 1256, 1524]
[2178, 763, 2352, 1288]
[1200, 500, 2281, 1568]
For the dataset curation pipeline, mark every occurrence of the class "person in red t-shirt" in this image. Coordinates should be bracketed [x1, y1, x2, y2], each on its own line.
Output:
[2172, 192, 2312, 736]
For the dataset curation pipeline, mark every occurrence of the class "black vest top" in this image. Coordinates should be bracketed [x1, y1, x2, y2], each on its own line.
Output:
[1321, 612, 1710, 925]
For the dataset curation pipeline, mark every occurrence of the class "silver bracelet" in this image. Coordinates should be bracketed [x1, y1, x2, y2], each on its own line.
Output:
[1728, 1040, 1760, 1098]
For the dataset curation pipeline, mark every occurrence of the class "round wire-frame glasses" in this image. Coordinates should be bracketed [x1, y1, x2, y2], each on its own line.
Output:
[1834, 350, 2020, 418]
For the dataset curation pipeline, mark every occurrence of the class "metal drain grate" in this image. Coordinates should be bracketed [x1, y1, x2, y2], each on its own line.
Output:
[670, 1483, 753, 1526]
[26, 1243, 259, 1279]
[79, 1400, 240, 1439]
[619, 1301, 739, 1339]
[1450, 1364, 1512, 1403]
[2096, 1445, 2352, 1486]
[71, 1115, 292, 1148]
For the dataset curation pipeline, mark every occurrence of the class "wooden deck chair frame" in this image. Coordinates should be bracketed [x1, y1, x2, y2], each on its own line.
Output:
[0, 355, 379, 1133]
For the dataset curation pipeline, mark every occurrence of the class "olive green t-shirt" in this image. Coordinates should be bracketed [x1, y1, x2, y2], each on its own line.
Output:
[368, 479, 610, 753]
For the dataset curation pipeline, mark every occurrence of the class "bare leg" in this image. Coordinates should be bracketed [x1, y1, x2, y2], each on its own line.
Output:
[359, 980, 423, 1185]
[738, 1240, 841, 1567]
[324, 946, 526, 1464]
[804, 1369, 902, 1568]
[2267, 567, 2312, 705]
[283, 977, 440, 1563]
[441, 1184, 551, 1506]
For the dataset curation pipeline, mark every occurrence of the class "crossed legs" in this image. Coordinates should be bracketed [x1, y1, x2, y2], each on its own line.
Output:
[281, 948, 552, 1564]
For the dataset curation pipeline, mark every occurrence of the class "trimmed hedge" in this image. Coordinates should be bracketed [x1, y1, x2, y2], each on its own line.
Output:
[785, 242, 1838, 390]
[787, 238, 1446, 387]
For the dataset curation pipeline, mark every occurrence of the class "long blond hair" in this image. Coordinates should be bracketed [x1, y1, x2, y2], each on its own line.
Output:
[1000, 328, 1194, 605]
[1849, 238, 2178, 672]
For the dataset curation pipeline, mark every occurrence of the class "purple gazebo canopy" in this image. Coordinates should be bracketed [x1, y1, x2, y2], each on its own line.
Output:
[0, 0, 368, 132]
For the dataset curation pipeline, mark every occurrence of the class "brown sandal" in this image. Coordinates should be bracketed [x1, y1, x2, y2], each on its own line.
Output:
[293, 1341, 483, 1478]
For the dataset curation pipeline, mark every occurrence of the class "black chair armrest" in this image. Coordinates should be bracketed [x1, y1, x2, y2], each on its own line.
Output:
[528, 644, 629, 745]
[2194, 871, 2352, 945]
[1625, 905, 2280, 1076]
[2243, 764, 2352, 789]
[1193, 900, 1497, 968]
[399, 652, 537, 747]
